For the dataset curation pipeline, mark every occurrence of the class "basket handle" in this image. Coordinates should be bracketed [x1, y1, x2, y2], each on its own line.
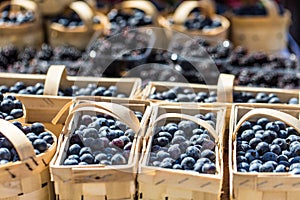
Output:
[232, 108, 300, 141]
[52, 101, 140, 134]
[43, 65, 67, 96]
[0, 0, 40, 22]
[69, 1, 94, 31]
[0, 119, 35, 161]
[119, 0, 159, 22]
[217, 73, 235, 103]
[150, 112, 218, 141]
[261, 0, 280, 19]
[172, 0, 215, 25]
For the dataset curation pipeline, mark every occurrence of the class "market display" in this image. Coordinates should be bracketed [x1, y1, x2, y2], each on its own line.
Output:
[0, 0, 299, 199]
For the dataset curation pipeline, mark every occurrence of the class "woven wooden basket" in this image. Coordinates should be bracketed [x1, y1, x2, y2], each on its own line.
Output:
[229, 105, 300, 200]
[0, 119, 57, 200]
[229, 0, 291, 53]
[50, 100, 151, 200]
[110, 0, 169, 49]
[47, 1, 109, 50]
[159, 0, 230, 45]
[138, 104, 226, 200]
[0, 0, 44, 48]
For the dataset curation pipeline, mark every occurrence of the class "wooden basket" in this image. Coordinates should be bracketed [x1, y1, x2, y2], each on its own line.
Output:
[50, 100, 151, 200]
[0, 0, 44, 48]
[0, 119, 57, 200]
[159, 0, 230, 45]
[229, 104, 300, 200]
[138, 104, 226, 200]
[111, 0, 169, 49]
[0, 65, 141, 136]
[229, 0, 291, 53]
[47, 1, 109, 50]
[31, 0, 73, 16]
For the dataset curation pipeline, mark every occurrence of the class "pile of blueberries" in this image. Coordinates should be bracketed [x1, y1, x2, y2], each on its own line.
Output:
[149, 86, 217, 103]
[183, 12, 222, 30]
[0, 122, 54, 165]
[233, 92, 299, 104]
[0, 81, 128, 98]
[51, 11, 101, 28]
[63, 111, 143, 165]
[236, 118, 300, 174]
[107, 8, 152, 34]
[0, 5, 35, 25]
[148, 112, 217, 174]
[0, 93, 23, 121]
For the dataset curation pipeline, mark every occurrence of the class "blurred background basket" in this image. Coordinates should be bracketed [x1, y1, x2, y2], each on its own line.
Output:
[229, 0, 291, 53]
[159, 0, 230, 45]
[0, 0, 44, 48]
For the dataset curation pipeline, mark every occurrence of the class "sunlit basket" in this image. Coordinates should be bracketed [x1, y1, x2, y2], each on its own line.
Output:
[47, 1, 109, 50]
[0, 119, 57, 200]
[0, 0, 44, 48]
[159, 0, 230, 45]
[229, 0, 291, 53]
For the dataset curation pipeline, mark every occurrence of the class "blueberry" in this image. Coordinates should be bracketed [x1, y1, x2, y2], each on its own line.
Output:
[0, 148, 11, 160]
[156, 151, 170, 161]
[80, 153, 94, 164]
[200, 139, 215, 151]
[157, 132, 172, 141]
[236, 155, 247, 163]
[192, 128, 204, 135]
[245, 149, 259, 162]
[68, 155, 80, 161]
[269, 144, 281, 155]
[44, 135, 54, 144]
[289, 98, 299, 104]
[275, 164, 287, 172]
[261, 152, 278, 162]
[238, 121, 252, 134]
[201, 163, 216, 174]
[241, 129, 255, 141]
[31, 123, 45, 135]
[257, 118, 269, 129]
[249, 138, 262, 149]
[259, 162, 274, 172]
[181, 157, 196, 170]
[186, 146, 201, 160]
[238, 162, 249, 171]
[278, 130, 288, 138]
[290, 144, 300, 157]
[261, 130, 277, 143]
[272, 138, 287, 150]
[173, 164, 182, 170]
[256, 142, 270, 155]
[111, 153, 126, 165]
[0, 99, 14, 113]
[252, 125, 263, 132]
[81, 115, 93, 126]
[112, 138, 124, 149]
[79, 147, 92, 156]
[178, 120, 197, 137]
[159, 160, 173, 169]
[33, 139, 48, 152]
[171, 136, 186, 144]
[168, 144, 181, 159]
[249, 162, 262, 172]
[64, 158, 79, 165]
[289, 163, 300, 171]
[201, 149, 215, 162]
[287, 127, 299, 136]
